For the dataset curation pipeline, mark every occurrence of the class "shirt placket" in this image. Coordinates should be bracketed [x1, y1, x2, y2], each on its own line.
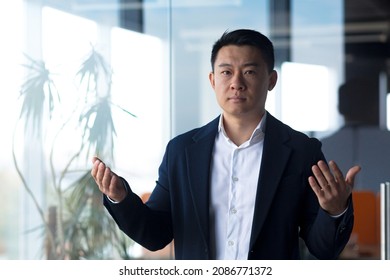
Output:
[224, 147, 240, 259]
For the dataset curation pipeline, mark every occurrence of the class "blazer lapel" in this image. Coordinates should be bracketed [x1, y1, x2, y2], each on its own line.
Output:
[249, 114, 292, 249]
[185, 117, 219, 253]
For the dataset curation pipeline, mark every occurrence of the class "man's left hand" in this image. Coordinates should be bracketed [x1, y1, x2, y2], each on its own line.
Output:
[308, 160, 361, 216]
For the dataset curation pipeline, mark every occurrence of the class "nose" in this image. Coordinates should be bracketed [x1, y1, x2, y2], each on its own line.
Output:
[230, 73, 246, 91]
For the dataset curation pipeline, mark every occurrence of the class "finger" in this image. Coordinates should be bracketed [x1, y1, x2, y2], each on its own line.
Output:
[91, 158, 101, 179]
[317, 160, 337, 187]
[92, 156, 101, 164]
[308, 175, 325, 197]
[328, 160, 345, 186]
[95, 161, 107, 187]
[345, 165, 361, 187]
[102, 166, 113, 189]
[311, 161, 331, 192]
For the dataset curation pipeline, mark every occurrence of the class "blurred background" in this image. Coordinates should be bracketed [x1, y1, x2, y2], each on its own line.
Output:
[0, 0, 389, 260]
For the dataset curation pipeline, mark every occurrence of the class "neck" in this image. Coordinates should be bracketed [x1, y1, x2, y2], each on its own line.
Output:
[222, 112, 264, 146]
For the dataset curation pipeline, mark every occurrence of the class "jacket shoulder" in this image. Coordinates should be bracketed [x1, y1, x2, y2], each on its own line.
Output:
[266, 113, 321, 146]
[169, 116, 219, 147]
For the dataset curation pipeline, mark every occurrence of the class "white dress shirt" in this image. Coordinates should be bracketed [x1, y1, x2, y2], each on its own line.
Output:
[210, 113, 266, 260]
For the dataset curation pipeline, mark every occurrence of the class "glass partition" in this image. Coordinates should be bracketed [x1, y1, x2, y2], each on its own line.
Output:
[1, 0, 171, 259]
[0, 0, 388, 260]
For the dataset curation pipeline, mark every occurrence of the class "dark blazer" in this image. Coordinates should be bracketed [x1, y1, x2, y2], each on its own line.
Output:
[104, 112, 353, 260]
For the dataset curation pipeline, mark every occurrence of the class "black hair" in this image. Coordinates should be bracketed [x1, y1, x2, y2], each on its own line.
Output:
[210, 29, 275, 73]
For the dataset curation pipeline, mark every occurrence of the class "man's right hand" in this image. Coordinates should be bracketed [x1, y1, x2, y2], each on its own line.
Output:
[91, 156, 127, 203]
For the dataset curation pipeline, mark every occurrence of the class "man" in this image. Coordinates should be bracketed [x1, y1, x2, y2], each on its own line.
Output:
[91, 29, 361, 260]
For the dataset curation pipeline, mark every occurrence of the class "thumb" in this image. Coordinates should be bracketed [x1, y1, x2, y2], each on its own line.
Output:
[345, 165, 361, 187]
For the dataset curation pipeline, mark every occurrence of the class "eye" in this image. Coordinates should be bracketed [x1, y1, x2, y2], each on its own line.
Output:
[221, 70, 231, 76]
[244, 70, 256, 75]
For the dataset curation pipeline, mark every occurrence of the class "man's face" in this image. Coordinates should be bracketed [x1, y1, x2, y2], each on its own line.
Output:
[209, 45, 277, 121]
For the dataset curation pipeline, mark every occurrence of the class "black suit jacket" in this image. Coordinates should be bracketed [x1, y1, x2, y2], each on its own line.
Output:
[104, 112, 353, 259]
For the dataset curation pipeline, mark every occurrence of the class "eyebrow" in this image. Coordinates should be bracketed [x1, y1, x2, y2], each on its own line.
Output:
[217, 62, 259, 68]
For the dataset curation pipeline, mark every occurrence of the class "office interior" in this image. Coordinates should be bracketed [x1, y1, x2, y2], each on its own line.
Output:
[0, 0, 389, 260]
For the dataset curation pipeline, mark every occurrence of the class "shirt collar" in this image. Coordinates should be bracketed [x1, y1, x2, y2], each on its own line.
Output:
[218, 112, 267, 146]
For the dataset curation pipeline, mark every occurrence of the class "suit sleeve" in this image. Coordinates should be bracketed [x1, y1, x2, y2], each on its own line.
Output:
[103, 146, 174, 252]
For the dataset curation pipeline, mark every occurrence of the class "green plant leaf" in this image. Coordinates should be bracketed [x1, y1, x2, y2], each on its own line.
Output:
[19, 54, 59, 135]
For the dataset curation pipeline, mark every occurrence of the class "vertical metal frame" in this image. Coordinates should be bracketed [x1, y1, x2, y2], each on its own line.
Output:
[380, 182, 390, 259]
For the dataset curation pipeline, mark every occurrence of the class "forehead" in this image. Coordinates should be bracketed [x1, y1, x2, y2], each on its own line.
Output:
[215, 45, 264, 66]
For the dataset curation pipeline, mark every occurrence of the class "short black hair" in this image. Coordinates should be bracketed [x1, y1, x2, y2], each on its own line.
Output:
[210, 29, 275, 73]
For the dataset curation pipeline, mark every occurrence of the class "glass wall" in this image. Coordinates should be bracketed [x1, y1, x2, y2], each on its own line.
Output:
[0, 0, 389, 260]
[283, 0, 344, 132]
[1, 0, 171, 259]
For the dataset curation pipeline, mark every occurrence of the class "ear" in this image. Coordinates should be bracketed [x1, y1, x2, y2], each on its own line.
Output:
[209, 72, 216, 89]
[268, 70, 278, 91]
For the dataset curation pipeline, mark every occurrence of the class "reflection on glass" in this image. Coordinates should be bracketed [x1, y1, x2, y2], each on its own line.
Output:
[0, 0, 388, 260]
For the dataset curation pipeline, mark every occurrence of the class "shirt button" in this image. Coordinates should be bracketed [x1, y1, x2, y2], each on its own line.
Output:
[230, 208, 237, 214]
[228, 240, 234, 246]
[232, 177, 239, 182]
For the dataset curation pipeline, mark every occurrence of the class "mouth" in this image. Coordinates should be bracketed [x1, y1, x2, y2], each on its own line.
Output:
[228, 96, 246, 102]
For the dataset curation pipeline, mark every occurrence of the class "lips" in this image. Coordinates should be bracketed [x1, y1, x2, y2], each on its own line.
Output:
[228, 96, 246, 101]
